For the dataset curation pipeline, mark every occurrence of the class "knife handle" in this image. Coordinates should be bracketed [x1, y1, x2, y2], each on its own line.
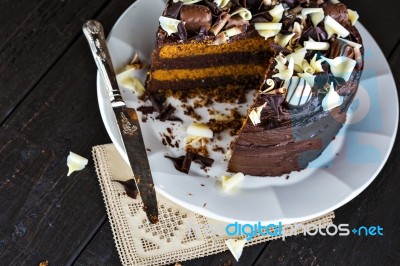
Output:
[82, 20, 125, 108]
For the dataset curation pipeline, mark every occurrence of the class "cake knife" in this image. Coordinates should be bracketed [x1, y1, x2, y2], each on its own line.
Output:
[83, 20, 158, 224]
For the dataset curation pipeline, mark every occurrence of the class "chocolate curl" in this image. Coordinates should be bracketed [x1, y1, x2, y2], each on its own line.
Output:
[211, 32, 227, 45]
[300, 26, 327, 42]
[210, 12, 231, 36]
[164, 1, 183, 18]
[328, 39, 354, 59]
[177, 22, 187, 41]
[287, 5, 302, 16]
[225, 16, 250, 29]
[204, 0, 223, 16]
[281, 0, 298, 8]
[250, 11, 273, 23]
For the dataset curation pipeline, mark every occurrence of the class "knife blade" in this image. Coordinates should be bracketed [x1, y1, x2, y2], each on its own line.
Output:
[82, 20, 158, 224]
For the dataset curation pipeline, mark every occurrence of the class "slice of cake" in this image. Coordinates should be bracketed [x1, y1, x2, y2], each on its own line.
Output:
[145, 0, 364, 176]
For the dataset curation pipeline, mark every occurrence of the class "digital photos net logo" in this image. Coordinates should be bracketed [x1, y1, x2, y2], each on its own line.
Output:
[224, 221, 384, 241]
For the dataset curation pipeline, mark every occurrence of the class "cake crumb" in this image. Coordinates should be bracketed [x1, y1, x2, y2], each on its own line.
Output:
[39, 260, 49, 266]
[286, 175, 290, 180]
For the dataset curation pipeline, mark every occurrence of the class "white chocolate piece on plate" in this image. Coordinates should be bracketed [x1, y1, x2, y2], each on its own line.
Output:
[222, 172, 245, 192]
[225, 238, 246, 262]
[116, 69, 145, 96]
[67, 152, 88, 176]
[187, 123, 213, 138]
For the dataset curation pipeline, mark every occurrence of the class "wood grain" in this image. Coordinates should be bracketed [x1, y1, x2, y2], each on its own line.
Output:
[0, 0, 108, 125]
[0, 0, 133, 264]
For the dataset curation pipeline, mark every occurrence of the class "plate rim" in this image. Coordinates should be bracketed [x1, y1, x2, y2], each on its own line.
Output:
[96, 0, 399, 224]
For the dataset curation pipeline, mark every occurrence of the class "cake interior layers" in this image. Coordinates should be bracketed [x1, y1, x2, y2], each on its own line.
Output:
[146, 36, 277, 101]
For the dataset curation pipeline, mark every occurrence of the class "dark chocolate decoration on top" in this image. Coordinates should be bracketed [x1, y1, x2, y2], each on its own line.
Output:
[328, 38, 354, 59]
[164, 1, 183, 19]
[323, 3, 350, 26]
[180, 4, 212, 32]
[178, 21, 188, 41]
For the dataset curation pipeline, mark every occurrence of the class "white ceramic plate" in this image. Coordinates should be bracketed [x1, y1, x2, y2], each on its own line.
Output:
[97, 0, 398, 224]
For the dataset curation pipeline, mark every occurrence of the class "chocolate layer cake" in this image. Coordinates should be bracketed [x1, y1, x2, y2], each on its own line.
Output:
[146, 0, 364, 176]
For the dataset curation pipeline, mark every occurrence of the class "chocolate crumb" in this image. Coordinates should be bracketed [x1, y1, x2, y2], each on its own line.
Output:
[137, 105, 155, 115]
[165, 152, 214, 174]
[203, 203, 207, 207]
[201, 184, 205, 187]
[188, 193, 192, 196]
[286, 175, 290, 180]
[115, 179, 138, 199]
[146, 148, 151, 152]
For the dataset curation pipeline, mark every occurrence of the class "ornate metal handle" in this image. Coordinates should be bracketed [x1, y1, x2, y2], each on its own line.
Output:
[82, 20, 125, 108]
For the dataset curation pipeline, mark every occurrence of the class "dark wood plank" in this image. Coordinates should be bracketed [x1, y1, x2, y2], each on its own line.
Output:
[0, 0, 108, 125]
[73, 221, 121, 266]
[343, 0, 400, 57]
[253, 44, 400, 265]
[0, 0, 134, 264]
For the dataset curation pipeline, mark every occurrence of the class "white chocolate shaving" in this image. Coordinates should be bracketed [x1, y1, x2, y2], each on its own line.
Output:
[322, 82, 343, 111]
[187, 123, 213, 138]
[301, 8, 324, 27]
[273, 57, 294, 80]
[255, 23, 282, 39]
[214, 0, 230, 8]
[291, 22, 302, 44]
[338, 37, 362, 49]
[304, 41, 330, 50]
[231, 7, 252, 20]
[321, 56, 357, 81]
[254, 22, 282, 31]
[249, 103, 266, 126]
[159, 16, 180, 36]
[286, 47, 307, 67]
[297, 72, 316, 87]
[225, 239, 246, 262]
[260, 79, 275, 94]
[222, 172, 245, 192]
[116, 69, 145, 96]
[347, 9, 359, 26]
[301, 59, 314, 74]
[67, 152, 88, 176]
[331, 0, 341, 3]
[284, 77, 312, 106]
[310, 54, 324, 73]
[223, 26, 243, 38]
[324, 15, 350, 38]
[275, 33, 295, 47]
[256, 29, 280, 39]
[269, 3, 284, 22]
[263, 0, 272, 5]
[174, 0, 203, 4]
[211, 32, 228, 45]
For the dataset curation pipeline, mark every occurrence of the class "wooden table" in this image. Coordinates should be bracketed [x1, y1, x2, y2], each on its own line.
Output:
[1, 1, 399, 265]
